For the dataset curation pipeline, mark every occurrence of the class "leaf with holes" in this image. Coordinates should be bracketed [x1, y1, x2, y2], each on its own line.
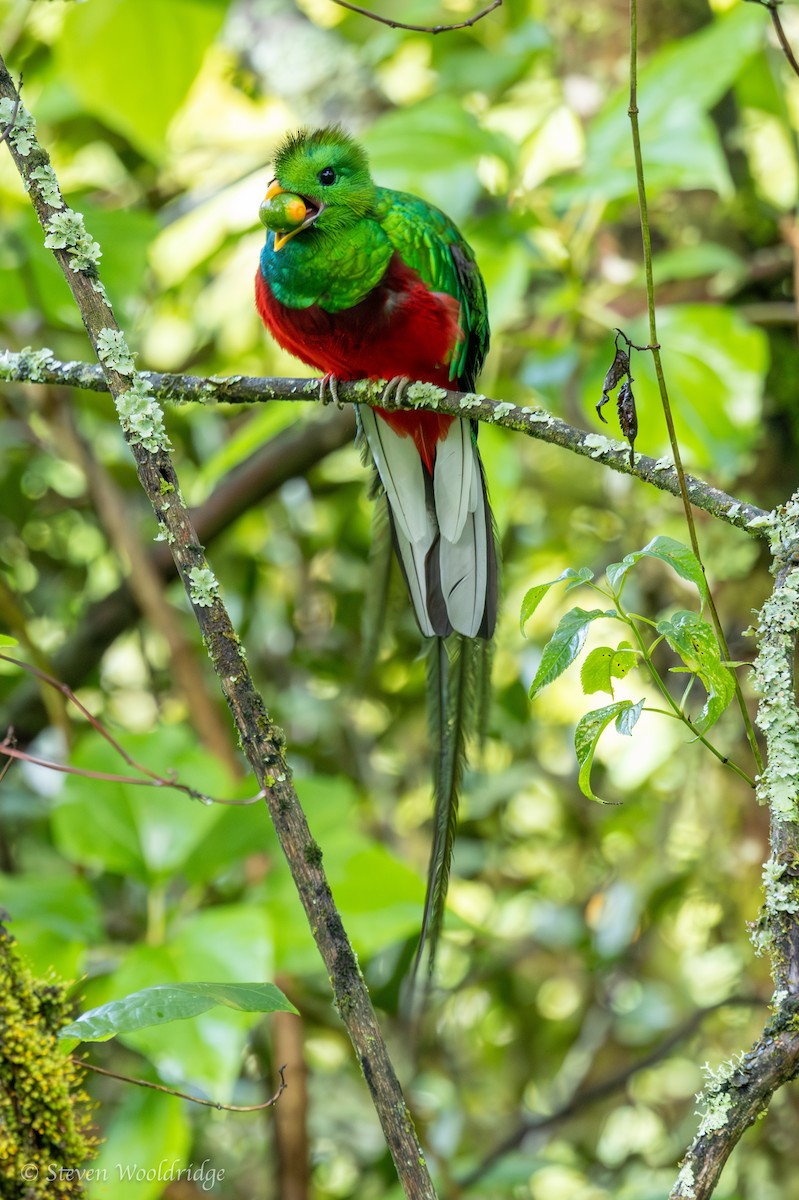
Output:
[656, 610, 735, 731]
[575, 699, 644, 802]
[580, 642, 639, 696]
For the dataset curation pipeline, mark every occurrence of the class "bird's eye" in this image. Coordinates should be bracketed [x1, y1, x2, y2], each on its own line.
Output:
[318, 167, 336, 186]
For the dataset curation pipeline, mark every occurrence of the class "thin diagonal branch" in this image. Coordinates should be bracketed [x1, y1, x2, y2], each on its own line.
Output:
[75, 1059, 288, 1112]
[746, 0, 799, 79]
[329, 0, 501, 34]
[461, 995, 763, 1191]
[627, 0, 763, 777]
[0, 57, 436, 1200]
[0, 351, 768, 534]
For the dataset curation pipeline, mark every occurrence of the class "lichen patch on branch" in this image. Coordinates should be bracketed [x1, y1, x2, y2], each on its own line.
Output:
[44, 208, 102, 273]
[0, 95, 35, 154]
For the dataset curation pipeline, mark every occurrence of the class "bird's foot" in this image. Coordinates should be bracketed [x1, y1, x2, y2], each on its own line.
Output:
[319, 373, 342, 407]
[381, 375, 411, 407]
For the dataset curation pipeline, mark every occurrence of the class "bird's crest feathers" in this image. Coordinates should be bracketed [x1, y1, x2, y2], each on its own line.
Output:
[272, 125, 377, 223]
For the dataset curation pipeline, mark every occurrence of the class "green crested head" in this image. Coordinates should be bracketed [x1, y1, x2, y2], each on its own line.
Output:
[260, 126, 378, 251]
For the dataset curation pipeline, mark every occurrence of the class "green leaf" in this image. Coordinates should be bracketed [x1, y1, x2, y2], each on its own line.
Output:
[555, 4, 764, 204]
[362, 97, 512, 221]
[607, 536, 708, 603]
[616, 698, 644, 737]
[0, 870, 103, 979]
[79, 906, 276, 1096]
[52, 726, 259, 885]
[575, 700, 643, 803]
[0, 634, 18, 647]
[529, 608, 609, 699]
[57, 0, 227, 163]
[58, 982, 297, 1050]
[580, 643, 639, 696]
[520, 567, 594, 633]
[580, 646, 616, 696]
[656, 610, 736, 731]
[611, 643, 638, 681]
[89, 1088, 190, 1200]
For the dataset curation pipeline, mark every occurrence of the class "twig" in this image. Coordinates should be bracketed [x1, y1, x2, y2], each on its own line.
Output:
[75, 1058, 288, 1111]
[0, 406, 355, 744]
[627, 0, 764, 777]
[0, 736, 262, 805]
[0, 352, 768, 535]
[461, 995, 763, 1190]
[56, 407, 239, 771]
[0, 57, 436, 1200]
[329, 0, 501, 34]
[746, 0, 799, 79]
[0, 654, 262, 806]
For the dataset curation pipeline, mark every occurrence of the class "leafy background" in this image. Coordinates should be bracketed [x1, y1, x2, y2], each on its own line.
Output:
[1, 0, 798, 1196]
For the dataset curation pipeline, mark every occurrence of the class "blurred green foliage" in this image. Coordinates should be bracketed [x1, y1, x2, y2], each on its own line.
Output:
[2, 0, 799, 1196]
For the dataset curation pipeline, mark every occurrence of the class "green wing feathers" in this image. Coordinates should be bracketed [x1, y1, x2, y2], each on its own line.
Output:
[377, 188, 489, 390]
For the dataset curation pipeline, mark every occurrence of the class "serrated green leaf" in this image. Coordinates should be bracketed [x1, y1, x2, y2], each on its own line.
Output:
[563, 566, 595, 590]
[520, 584, 551, 632]
[607, 536, 707, 603]
[580, 646, 616, 696]
[58, 982, 297, 1051]
[0, 635, 18, 647]
[529, 608, 608, 699]
[611, 644, 638, 681]
[520, 567, 593, 633]
[580, 643, 639, 696]
[656, 610, 735, 731]
[575, 700, 641, 803]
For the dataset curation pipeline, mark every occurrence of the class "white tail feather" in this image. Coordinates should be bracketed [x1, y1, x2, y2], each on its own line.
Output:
[360, 407, 494, 639]
[439, 502, 487, 637]
[360, 404, 438, 635]
[433, 418, 475, 543]
[391, 521, 437, 638]
[359, 406, 429, 543]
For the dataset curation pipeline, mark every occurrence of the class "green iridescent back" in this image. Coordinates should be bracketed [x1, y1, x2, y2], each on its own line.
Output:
[376, 187, 489, 391]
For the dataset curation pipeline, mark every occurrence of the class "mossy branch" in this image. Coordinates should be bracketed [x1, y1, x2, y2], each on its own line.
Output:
[0, 55, 437, 1200]
[669, 495, 799, 1199]
[0, 348, 768, 535]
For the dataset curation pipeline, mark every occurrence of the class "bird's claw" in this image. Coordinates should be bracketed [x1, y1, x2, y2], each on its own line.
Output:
[319, 373, 342, 407]
[381, 375, 411, 406]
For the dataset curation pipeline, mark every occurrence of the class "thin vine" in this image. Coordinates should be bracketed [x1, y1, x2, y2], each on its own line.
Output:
[627, 0, 764, 774]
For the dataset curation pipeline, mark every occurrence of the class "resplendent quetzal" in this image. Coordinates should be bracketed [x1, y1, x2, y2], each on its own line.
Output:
[256, 125, 497, 975]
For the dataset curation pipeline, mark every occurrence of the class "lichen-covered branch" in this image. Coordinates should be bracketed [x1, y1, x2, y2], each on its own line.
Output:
[0, 56, 437, 1200]
[0, 347, 768, 534]
[751, 498, 799, 991]
[670, 495, 799, 1199]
